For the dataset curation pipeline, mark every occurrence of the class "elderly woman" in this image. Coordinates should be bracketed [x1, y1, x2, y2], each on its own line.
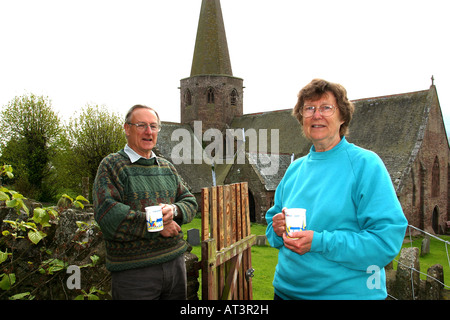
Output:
[265, 79, 407, 300]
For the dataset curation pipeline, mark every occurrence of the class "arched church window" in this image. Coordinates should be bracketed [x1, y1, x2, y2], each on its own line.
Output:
[431, 156, 440, 197]
[184, 89, 192, 106]
[230, 89, 238, 106]
[207, 87, 215, 104]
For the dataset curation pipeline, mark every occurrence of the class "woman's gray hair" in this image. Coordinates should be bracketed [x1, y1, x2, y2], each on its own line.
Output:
[292, 79, 354, 137]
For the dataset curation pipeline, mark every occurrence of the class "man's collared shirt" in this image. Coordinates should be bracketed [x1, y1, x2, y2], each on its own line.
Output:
[124, 144, 158, 165]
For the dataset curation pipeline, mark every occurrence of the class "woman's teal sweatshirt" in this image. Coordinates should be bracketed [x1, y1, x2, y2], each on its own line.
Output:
[265, 137, 408, 300]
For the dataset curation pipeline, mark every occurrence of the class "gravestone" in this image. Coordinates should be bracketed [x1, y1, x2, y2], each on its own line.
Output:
[420, 235, 430, 257]
[187, 228, 200, 246]
[395, 247, 420, 299]
[255, 235, 267, 246]
[424, 264, 444, 300]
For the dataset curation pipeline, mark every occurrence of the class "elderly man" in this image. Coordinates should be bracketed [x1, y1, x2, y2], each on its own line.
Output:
[93, 104, 198, 300]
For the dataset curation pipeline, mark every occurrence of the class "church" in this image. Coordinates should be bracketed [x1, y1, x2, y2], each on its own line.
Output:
[155, 0, 449, 234]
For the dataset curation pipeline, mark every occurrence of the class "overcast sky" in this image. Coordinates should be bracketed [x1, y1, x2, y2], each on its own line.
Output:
[1, 0, 449, 134]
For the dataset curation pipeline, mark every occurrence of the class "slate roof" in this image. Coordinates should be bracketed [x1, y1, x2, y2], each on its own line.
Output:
[156, 121, 213, 193]
[230, 109, 312, 157]
[348, 90, 431, 191]
[247, 152, 292, 191]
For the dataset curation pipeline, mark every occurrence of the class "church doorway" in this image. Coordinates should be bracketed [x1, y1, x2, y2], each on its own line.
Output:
[432, 206, 439, 234]
[248, 189, 256, 222]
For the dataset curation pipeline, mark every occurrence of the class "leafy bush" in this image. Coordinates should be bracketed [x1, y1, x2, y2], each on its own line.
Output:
[1, 165, 106, 300]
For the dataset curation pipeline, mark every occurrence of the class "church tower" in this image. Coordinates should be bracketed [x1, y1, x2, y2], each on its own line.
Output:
[180, 0, 244, 134]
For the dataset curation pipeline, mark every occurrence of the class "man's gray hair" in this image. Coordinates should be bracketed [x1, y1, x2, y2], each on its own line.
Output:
[125, 105, 161, 125]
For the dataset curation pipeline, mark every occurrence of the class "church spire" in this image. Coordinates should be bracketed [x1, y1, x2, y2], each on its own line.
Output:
[190, 0, 232, 76]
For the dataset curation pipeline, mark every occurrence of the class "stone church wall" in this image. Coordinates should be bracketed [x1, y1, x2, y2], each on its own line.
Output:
[399, 88, 449, 234]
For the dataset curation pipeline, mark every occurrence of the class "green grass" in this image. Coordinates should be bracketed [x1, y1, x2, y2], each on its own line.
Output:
[181, 217, 277, 300]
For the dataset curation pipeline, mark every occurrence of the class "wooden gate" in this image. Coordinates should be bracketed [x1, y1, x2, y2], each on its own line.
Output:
[201, 182, 256, 300]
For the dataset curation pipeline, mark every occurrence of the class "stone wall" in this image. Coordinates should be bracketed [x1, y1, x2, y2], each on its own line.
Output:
[180, 75, 244, 134]
[0, 205, 111, 300]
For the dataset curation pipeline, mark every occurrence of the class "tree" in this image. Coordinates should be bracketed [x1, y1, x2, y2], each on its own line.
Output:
[56, 104, 126, 199]
[0, 94, 61, 201]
